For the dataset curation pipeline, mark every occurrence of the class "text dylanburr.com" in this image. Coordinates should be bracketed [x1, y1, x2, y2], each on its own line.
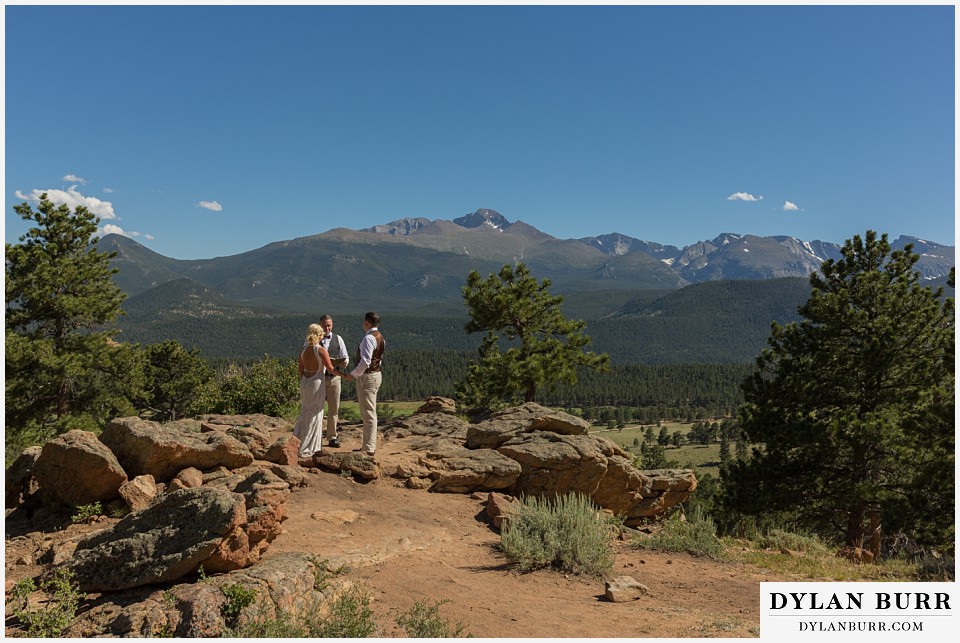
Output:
[761, 582, 955, 640]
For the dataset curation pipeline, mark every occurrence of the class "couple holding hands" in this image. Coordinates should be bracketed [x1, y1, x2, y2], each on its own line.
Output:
[293, 312, 386, 462]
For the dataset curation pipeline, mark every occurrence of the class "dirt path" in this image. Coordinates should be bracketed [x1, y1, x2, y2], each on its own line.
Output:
[271, 453, 777, 638]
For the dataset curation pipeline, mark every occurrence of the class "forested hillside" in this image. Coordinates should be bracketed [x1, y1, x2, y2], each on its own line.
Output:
[115, 278, 814, 364]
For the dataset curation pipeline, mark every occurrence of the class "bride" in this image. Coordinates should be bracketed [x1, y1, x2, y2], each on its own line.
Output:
[293, 323, 338, 460]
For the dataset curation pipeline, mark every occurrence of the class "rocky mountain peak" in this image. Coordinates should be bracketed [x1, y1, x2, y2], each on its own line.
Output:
[452, 209, 511, 231]
[363, 217, 432, 236]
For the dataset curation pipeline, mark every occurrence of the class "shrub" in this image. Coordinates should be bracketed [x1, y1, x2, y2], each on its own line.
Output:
[71, 502, 103, 524]
[207, 357, 299, 418]
[225, 586, 378, 638]
[395, 599, 470, 638]
[221, 583, 258, 626]
[314, 586, 378, 637]
[338, 405, 361, 423]
[500, 492, 615, 576]
[635, 507, 725, 559]
[11, 568, 85, 637]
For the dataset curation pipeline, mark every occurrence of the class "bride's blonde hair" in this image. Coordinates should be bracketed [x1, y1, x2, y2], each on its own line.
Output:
[305, 323, 324, 346]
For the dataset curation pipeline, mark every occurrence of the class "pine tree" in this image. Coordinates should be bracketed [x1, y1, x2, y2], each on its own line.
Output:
[140, 340, 212, 421]
[457, 263, 609, 406]
[6, 194, 134, 444]
[722, 231, 954, 548]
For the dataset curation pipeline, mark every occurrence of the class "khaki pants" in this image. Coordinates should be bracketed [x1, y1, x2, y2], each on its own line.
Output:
[356, 371, 382, 453]
[324, 375, 341, 439]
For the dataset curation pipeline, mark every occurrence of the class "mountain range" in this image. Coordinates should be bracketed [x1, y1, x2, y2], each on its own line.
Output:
[102, 208, 954, 315]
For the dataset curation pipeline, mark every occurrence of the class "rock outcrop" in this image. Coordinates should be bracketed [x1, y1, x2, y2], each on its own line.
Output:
[100, 417, 254, 481]
[64, 553, 350, 637]
[33, 430, 128, 508]
[380, 405, 696, 525]
[465, 402, 591, 448]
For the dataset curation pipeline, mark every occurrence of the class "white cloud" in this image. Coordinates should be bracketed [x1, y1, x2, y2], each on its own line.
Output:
[99, 224, 126, 236]
[97, 224, 153, 240]
[15, 186, 117, 219]
[727, 192, 764, 202]
[197, 200, 223, 212]
[103, 188, 115, 193]
[783, 201, 800, 211]
[63, 174, 87, 184]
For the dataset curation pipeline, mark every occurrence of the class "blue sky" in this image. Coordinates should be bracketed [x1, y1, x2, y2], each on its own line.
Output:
[4, 3, 956, 259]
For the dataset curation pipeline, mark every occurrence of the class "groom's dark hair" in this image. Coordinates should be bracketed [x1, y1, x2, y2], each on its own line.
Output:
[365, 311, 380, 326]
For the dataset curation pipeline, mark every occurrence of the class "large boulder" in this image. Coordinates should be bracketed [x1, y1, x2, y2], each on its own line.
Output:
[466, 403, 590, 449]
[5, 445, 42, 509]
[415, 396, 457, 415]
[63, 487, 249, 591]
[33, 430, 128, 508]
[100, 417, 254, 481]
[262, 435, 301, 466]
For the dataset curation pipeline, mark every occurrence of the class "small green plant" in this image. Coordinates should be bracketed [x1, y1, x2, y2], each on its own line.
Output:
[197, 565, 208, 582]
[499, 492, 616, 576]
[308, 556, 347, 592]
[109, 503, 130, 519]
[635, 507, 725, 559]
[395, 599, 470, 637]
[340, 469, 354, 478]
[11, 568, 85, 637]
[71, 501, 103, 524]
[313, 586, 378, 637]
[220, 582, 258, 625]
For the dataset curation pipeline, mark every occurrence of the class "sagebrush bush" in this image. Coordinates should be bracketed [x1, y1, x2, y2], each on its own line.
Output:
[500, 492, 615, 576]
[635, 507, 725, 559]
[395, 599, 470, 637]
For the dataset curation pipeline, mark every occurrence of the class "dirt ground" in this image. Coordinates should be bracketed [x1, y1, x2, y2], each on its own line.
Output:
[265, 427, 786, 639]
[4, 425, 794, 638]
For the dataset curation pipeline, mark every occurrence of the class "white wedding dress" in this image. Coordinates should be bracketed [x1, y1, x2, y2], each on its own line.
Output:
[292, 344, 327, 458]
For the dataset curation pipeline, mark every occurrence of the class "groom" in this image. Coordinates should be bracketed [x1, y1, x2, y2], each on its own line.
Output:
[339, 312, 385, 457]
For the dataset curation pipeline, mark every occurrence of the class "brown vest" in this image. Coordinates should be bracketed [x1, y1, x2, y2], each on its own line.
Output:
[358, 330, 385, 373]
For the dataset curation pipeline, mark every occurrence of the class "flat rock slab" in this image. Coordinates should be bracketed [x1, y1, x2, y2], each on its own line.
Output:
[313, 451, 381, 480]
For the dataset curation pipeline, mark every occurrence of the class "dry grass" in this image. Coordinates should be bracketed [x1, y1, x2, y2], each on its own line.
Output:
[730, 540, 923, 581]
